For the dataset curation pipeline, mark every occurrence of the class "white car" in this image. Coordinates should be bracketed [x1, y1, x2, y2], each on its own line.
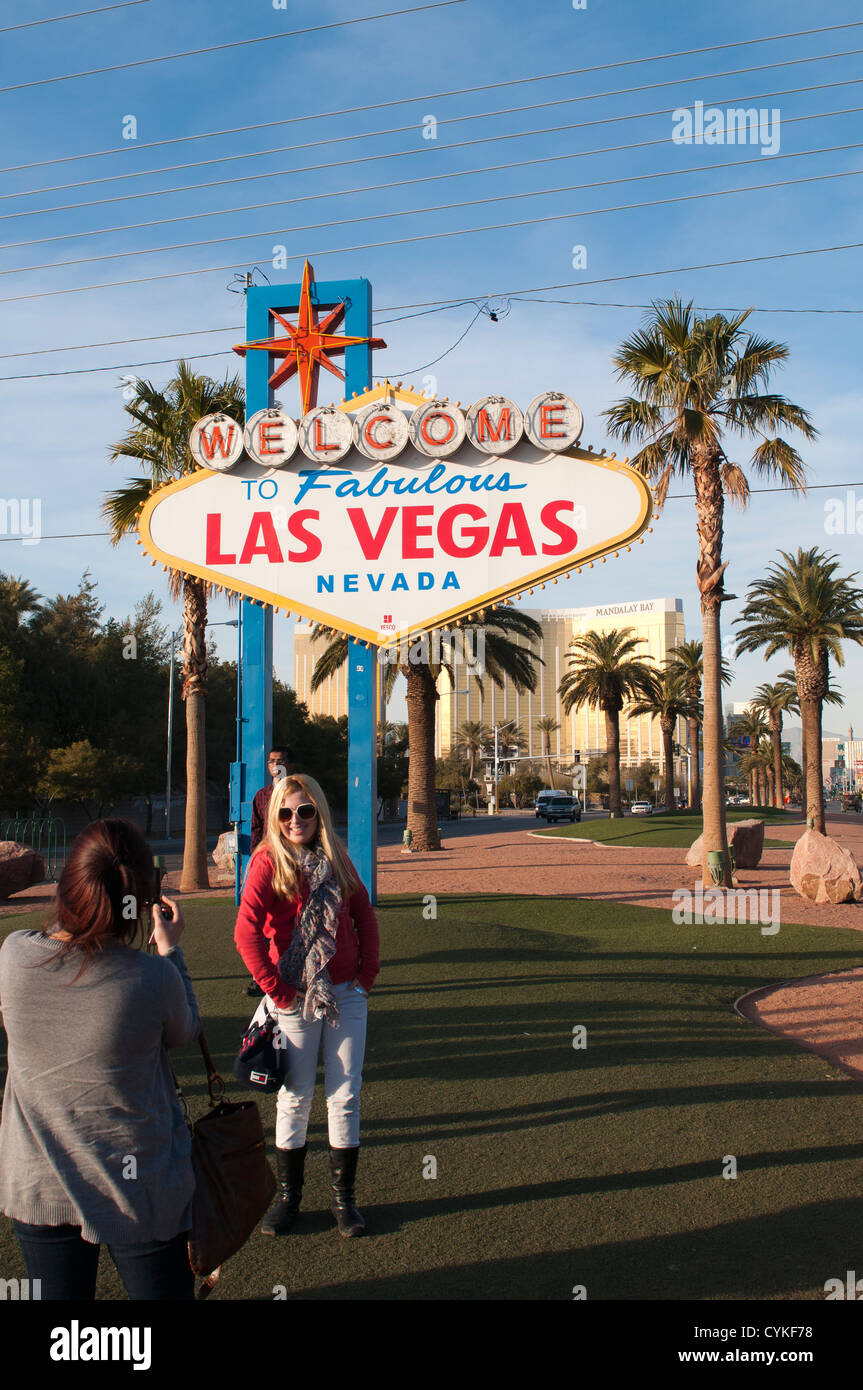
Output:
[630, 802, 653, 816]
[535, 791, 582, 822]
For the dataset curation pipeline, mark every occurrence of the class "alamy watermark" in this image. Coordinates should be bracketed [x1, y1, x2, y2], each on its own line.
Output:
[0, 497, 41, 545]
[672, 883, 780, 935]
[377, 627, 485, 672]
[824, 490, 863, 534]
[671, 101, 780, 156]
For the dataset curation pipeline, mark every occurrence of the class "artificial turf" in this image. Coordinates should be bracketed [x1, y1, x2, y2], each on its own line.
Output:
[536, 807, 799, 850]
[1, 893, 863, 1301]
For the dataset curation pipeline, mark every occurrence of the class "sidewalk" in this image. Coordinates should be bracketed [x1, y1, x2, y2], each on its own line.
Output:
[378, 811, 863, 932]
[5, 812, 863, 930]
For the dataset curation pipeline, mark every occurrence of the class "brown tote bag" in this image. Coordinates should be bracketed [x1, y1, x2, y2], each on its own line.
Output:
[177, 1030, 276, 1297]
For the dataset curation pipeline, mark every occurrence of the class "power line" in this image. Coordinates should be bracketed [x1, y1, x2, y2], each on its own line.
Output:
[2, 237, 860, 324]
[375, 307, 486, 377]
[514, 296, 863, 316]
[2, 481, 858, 544]
[3, 18, 861, 168]
[6, 104, 859, 250]
[0, 325, 242, 360]
[2, 242, 863, 379]
[0, 349, 235, 379]
[0, 1, 467, 94]
[0, 1, 150, 33]
[4, 146, 861, 280]
[10, 269, 863, 366]
[376, 242, 863, 312]
[5, 48, 862, 209]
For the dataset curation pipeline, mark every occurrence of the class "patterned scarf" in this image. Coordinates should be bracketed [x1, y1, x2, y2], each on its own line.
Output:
[276, 844, 342, 1025]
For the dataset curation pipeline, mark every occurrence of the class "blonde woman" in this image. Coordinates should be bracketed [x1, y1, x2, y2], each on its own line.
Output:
[234, 774, 379, 1238]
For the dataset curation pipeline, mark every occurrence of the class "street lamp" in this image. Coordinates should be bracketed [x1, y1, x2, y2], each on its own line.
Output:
[165, 619, 239, 840]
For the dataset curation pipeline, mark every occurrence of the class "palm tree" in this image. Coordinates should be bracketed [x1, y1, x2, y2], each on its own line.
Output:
[604, 299, 815, 882]
[776, 666, 844, 818]
[628, 670, 701, 810]
[750, 682, 798, 808]
[736, 548, 863, 834]
[456, 720, 490, 784]
[311, 607, 543, 851]
[558, 628, 656, 816]
[726, 707, 770, 805]
[536, 715, 561, 789]
[746, 741, 774, 807]
[103, 362, 245, 890]
[664, 639, 731, 808]
[0, 575, 41, 621]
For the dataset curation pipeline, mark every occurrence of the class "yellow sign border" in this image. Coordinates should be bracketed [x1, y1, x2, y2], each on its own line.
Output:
[138, 396, 654, 642]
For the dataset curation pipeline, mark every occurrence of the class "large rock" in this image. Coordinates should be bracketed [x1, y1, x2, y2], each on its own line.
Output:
[212, 830, 237, 874]
[686, 819, 765, 869]
[0, 841, 46, 900]
[790, 829, 863, 904]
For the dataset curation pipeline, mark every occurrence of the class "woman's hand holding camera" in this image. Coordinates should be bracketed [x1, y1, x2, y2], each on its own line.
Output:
[150, 896, 185, 955]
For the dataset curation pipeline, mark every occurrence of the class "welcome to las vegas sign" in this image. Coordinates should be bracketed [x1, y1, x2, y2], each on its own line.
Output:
[137, 382, 654, 646]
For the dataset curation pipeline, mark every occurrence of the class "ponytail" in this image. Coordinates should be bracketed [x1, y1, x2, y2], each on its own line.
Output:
[43, 819, 155, 975]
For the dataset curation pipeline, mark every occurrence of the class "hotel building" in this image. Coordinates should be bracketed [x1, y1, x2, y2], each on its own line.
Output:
[295, 597, 689, 785]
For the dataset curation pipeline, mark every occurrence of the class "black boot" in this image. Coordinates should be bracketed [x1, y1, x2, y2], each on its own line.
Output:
[329, 1146, 366, 1237]
[261, 1145, 307, 1236]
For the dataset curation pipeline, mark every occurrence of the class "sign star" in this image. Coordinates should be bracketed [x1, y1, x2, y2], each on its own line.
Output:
[233, 259, 386, 413]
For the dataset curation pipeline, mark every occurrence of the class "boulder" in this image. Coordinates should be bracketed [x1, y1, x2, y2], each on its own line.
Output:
[790, 829, 863, 905]
[212, 830, 237, 874]
[0, 841, 46, 900]
[686, 819, 765, 869]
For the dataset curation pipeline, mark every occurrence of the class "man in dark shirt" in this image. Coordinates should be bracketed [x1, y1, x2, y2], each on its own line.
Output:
[250, 746, 295, 853]
[243, 746, 295, 996]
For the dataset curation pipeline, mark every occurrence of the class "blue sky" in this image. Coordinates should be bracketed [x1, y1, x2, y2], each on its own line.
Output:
[1, 0, 862, 737]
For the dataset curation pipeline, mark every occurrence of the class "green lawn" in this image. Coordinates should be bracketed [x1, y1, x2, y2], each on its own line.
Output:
[2, 893, 862, 1301]
[536, 807, 800, 849]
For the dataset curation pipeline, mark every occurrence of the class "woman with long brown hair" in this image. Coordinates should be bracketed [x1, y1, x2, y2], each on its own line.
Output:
[0, 818, 200, 1300]
[234, 773, 379, 1238]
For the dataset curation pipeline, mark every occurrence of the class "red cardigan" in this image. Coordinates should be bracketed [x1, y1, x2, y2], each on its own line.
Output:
[234, 849, 380, 1010]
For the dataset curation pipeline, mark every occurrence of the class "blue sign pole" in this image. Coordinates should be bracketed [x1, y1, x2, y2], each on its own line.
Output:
[233, 274, 378, 903]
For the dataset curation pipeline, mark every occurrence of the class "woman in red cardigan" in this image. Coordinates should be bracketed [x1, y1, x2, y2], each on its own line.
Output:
[234, 773, 379, 1238]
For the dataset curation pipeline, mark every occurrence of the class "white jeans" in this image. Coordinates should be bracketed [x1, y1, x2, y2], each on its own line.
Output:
[256, 980, 368, 1150]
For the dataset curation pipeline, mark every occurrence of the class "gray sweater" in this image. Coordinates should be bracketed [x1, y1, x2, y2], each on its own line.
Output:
[0, 929, 200, 1244]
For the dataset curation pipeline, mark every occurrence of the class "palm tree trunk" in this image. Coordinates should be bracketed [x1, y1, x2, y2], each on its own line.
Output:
[801, 696, 825, 833]
[605, 705, 622, 816]
[662, 721, 674, 810]
[544, 734, 554, 789]
[771, 718, 784, 807]
[180, 577, 209, 892]
[688, 714, 701, 808]
[405, 663, 441, 851]
[694, 450, 732, 886]
[800, 718, 808, 820]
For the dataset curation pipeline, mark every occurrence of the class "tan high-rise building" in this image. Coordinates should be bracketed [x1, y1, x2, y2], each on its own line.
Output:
[294, 598, 689, 789]
[437, 596, 687, 777]
[294, 623, 349, 719]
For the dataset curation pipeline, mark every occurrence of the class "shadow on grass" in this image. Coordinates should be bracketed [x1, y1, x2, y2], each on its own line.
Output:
[241, 1195, 863, 1300]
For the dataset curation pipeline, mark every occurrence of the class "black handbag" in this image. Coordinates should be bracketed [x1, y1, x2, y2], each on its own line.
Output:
[173, 1032, 276, 1298]
[233, 1003, 291, 1094]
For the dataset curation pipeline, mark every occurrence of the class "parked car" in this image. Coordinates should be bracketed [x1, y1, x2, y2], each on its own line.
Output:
[841, 793, 862, 813]
[630, 801, 653, 816]
[535, 791, 581, 822]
